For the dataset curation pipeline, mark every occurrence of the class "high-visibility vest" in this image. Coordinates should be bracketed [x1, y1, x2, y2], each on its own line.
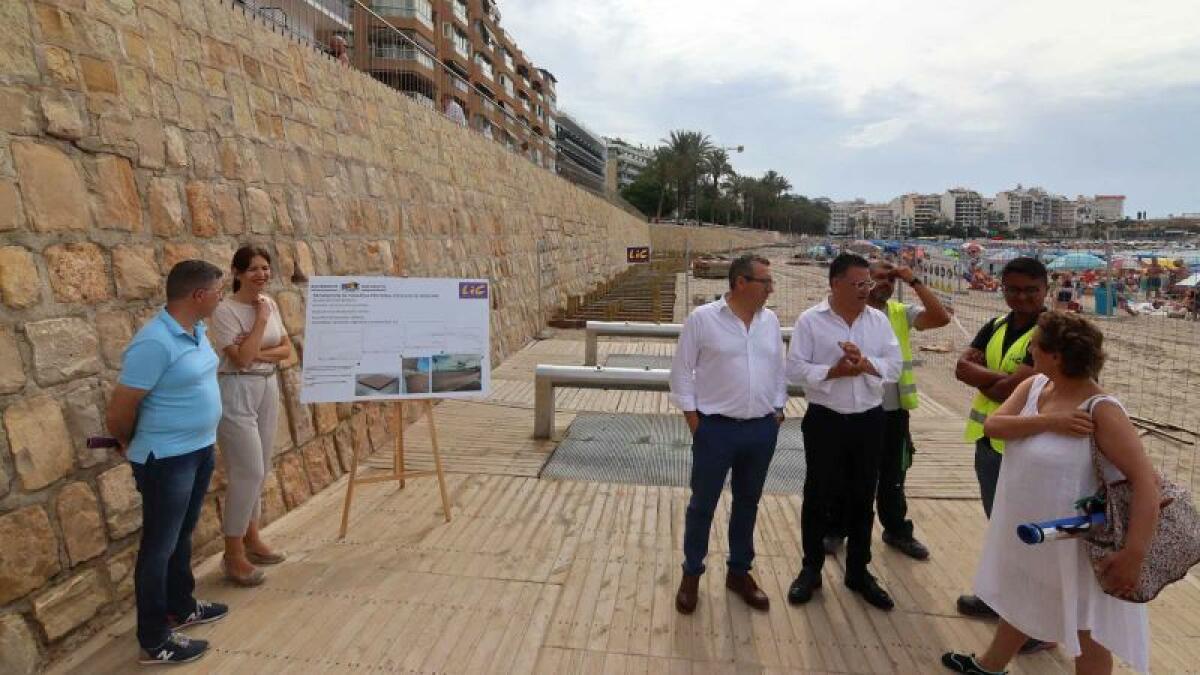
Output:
[963, 317, 1035, 453]
[886, 300, 918, 410]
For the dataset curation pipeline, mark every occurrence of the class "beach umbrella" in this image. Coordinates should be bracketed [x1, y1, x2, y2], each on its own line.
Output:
[1047, 253, 1106, 271]
[1110, 254, 1139, 269]
[1175, 273, 1200, 287]
[848, 240, 880, 254]
[986, 249, 1022, 264]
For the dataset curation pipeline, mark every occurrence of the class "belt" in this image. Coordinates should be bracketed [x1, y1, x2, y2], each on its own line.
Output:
[698, 412, 774, 423]
[219, 370, 277, 378]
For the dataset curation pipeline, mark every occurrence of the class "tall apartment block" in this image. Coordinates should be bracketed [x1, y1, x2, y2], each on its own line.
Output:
[344, 0, 558, 167]
[604, 138, 653, 189]
[555, 113, 607, 193]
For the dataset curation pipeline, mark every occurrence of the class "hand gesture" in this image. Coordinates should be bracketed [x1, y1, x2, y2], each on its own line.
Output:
[892, 266, 916, 284]
[839, 341, 863, 364]
[253, 295, 271, 324]
[828, 355, 860, 379]
[1097, 548, 1143, 599]
[1044, 410, 1094, 437]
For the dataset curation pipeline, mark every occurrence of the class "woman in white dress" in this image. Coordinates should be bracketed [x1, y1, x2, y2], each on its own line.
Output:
[942, 311, 1159, 675]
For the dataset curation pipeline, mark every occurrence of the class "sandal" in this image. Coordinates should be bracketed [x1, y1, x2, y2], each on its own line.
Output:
[246, 550, 287, 566]
[221, 557, 266, 587]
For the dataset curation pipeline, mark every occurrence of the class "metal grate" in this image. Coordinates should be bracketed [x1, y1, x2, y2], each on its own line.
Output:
[541, 413, 806, 493]
[603, 354, 675, 370]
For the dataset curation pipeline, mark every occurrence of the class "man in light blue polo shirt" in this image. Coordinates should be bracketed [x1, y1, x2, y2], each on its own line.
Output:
[105, 260, 229, 665]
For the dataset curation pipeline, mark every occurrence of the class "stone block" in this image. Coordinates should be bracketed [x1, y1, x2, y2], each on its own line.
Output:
[0, 246, 40, 309]
[4, 395, 74, 491]
[301, 437, 334, 493]
[294, 241, 315, 280]
[26, 317, 101, 386]
[259, 472, 286, 525]
[217, 138, 259, 181]
[112, 245, 160, 299]
[313, 403, 338, 435]
[0, 506, 60, 605]
[79, 56, 119, 95]
[188, 132, 217, 177]
[56, 482, 107, 565]
[12, 141, 90, 232]
[117, 65, 152, 114]
[277, 453, 311, 509]
[0, 181, 25, 231]
[132, 116, 165, 169]
[97, 463, 141, 539]
[161, 243, 201, 275]
[93, 155, 142, 231]
[43, 44, 79, 88]
[0, 87, 41, 135]
[44, 242, 111, 304]
[32, 569, 109, 641]
[0, 1, 39, 82]
[185, 182, 217, 237]
[333, 424, 354, 473]
[273, 383, 292, 455]
[245, 186, 274, 233]
[41, 91, 86, 140]
[213, 184, 243, 234]
[35, 4, 80, 48]
[0, 326, 25, 394]
[164, 126, 188, 167]
[0, 614, 40, 675]
[274, 290, 304, 335]
[279, 368, 314, 447]
[95, 310, 133, 368]
[148, 178, 184, 236]
[105, 545, 137, 598]
[62, 381, 108, 469]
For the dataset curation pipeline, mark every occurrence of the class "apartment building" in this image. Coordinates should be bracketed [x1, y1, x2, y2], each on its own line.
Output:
[994, 186, 1050, 230]
[555, 112, 608, 193]
[1093, 195, 1126, 221]
[238, 0, 355, 43]
[890, 193, 941, 233]
[829, 199, 866, 236]
[345, 0, 557, 167]
[604, 138, 653, 189]
[940, 188, 984, 230]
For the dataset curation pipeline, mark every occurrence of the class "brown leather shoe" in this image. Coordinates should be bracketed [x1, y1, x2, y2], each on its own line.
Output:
[675, 573, 700, 614]
[726, 571, 770, 611]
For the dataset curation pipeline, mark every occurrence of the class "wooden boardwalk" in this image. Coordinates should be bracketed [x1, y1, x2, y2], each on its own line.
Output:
[52, 335, 1200, 674]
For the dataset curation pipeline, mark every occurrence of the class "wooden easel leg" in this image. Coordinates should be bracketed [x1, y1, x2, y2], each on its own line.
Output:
[425, 399, 452, 523]
[395, 402, 405, 488]
[338, 436, 361, 540]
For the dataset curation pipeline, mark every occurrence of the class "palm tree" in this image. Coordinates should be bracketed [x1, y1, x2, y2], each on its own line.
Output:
[661, 130, 712, 223]
[702, 149, 733, 223]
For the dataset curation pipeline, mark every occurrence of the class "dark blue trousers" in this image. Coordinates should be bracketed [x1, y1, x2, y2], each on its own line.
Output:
[682, 413, 779, 576]
[131, 446, 214, 649]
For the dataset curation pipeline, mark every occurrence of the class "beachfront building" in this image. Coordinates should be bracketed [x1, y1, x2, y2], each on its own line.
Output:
[345, 0, 557, 168]
[891, 193, 941, 234]
[940, 188, 984, 231]
[994, 185, 1051, 231]
[1094, 195, 1127, 221]
[604, 138, 653, 189]
[829, 199, 866, 236]
[555, 112, 608, 193]
[1047, 195, 1078, 237]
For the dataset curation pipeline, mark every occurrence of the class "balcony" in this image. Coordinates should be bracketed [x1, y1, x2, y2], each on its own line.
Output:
[474, 54, 494, 81]
[452, 0, 468, 24]
[370, 0, 433, 30]
[370, 42, 436, 71]
[499, 76, 515, 98]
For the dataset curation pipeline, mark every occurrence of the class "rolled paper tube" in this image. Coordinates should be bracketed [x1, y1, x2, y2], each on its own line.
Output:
[1017, 512, 1106, 545]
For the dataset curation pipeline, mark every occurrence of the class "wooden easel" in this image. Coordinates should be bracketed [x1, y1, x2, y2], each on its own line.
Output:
[338, 399, 452, 539]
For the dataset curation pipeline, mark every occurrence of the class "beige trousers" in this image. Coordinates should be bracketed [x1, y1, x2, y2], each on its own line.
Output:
[217, 372, 279, 537]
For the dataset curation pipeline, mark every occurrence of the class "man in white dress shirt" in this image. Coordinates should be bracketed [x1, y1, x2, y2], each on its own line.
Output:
[785, 253, 902, 611]
[669, 254, 788, 615]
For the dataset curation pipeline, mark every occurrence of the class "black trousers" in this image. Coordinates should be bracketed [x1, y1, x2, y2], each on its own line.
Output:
[828, 409, 915, 539]
[800, 404, 884, 578]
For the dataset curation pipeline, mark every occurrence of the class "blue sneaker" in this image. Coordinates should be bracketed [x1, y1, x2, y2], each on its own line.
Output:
[170, 600, 229, 630]
[140, 632, 208, 665]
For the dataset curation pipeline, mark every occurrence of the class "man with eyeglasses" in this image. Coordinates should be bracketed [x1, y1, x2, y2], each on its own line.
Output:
[785, 253, 902, 611]
[106, 260, 230, 665]
[953, 256, 1052, 654]
[670, 253, 787, 615]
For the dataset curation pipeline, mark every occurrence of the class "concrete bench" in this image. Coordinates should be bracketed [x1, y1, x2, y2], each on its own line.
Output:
[583, 321, 794, 366]
[534, 364, 805, 438]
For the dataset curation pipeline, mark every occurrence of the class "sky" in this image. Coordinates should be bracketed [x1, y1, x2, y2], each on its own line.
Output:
[502, 0, 1200, 217]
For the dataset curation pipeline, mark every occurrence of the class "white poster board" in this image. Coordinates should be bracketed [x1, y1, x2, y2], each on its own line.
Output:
[300, 277, 491, 403]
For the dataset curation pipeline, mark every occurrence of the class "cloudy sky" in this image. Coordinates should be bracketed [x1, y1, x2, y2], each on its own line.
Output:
[503, 0, 1200, 216]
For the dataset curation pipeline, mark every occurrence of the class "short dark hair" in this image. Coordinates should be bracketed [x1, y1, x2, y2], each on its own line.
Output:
[829, 252, 869, 281]
[166, 260, 223, 301]
[728, 254, 770, 290]
[1035, 311, 1106, 380]
[1001, 257, 1048, 283]
[230, 245, 272, 292]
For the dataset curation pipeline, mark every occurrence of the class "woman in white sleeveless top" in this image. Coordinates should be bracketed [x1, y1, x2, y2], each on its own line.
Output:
[942, 312, 1159, 675]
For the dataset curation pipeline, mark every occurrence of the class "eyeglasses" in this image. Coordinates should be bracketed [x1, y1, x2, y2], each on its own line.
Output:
[1002, 285, 1043, 296]
[743, 276, 775, 287]
[844, 279, 877, 291]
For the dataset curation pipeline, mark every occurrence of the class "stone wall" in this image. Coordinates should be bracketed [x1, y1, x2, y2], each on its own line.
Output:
[649, 222, 792, 254]
[0, 0, 649, 669]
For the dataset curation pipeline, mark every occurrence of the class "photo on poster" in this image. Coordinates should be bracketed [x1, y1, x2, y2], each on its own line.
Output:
[431, 353, 483, 393]
[403, 356, 432, 394]
[355, 373, 400, 397]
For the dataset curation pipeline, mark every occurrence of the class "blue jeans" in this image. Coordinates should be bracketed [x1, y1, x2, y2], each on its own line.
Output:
[682, 413, 779, 576]
[131, 446, 215, 649]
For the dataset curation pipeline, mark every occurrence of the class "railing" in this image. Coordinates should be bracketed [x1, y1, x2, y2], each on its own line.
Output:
[452, 0, 468, 23]
[474, 55, 494, 80]
[370, 0, 433, 29]
[371, 43, 435, 69]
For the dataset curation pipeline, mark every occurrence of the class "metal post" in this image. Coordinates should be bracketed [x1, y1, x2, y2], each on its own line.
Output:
[535, 239, 545, 333]
[534, 374, 555, 439]
[683, 237, 691, 315]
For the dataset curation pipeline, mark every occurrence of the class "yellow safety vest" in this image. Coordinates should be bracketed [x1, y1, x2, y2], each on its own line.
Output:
[963, 317, 1035, 453]
[886, 300, 918, 410]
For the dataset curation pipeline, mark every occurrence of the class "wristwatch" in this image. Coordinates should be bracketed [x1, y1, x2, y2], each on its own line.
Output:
[910, 278, 923, 286]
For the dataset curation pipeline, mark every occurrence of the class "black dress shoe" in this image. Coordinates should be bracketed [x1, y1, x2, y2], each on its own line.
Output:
[882, 531, 931, 560]
[845, 572, 894, 611]
[956, 594, 998, 619]
[787, 568, 822, 605]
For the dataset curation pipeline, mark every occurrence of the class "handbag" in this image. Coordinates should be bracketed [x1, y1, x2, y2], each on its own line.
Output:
[1082, 396, 1200, 602]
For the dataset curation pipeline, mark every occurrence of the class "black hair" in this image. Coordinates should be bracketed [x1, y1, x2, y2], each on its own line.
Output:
[165, 260, 223, 301]
[829, 252, 869, 281]
[230, 245, 272, 292]
[728, 254, 770, 290]
[1001, 257, 1048, 283]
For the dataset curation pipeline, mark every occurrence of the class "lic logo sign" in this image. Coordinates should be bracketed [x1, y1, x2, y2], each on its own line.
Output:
[627, 246, 651, 264]
[458, 281, 489, 299]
